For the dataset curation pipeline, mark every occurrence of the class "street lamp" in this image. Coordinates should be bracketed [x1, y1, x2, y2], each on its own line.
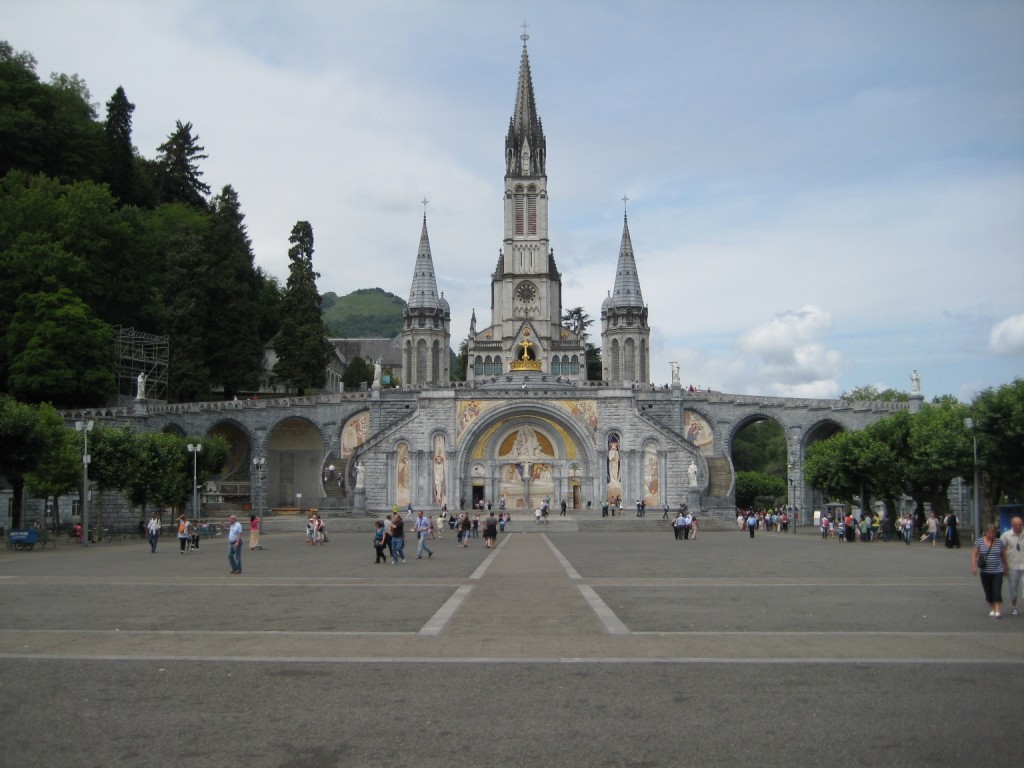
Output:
[252, 456, 265, 533]
[187, 443, 202, 523]
[964, 417, 980, 541]
[74, 420, 93, 545]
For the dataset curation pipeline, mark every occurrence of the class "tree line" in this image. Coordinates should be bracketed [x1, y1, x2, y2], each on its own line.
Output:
[0, 394, 230, 529]
[0, 41, 332, 408]
[803, 381, 1023, 522]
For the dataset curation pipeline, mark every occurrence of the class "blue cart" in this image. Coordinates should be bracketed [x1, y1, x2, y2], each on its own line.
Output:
[7, 528, 39, 551]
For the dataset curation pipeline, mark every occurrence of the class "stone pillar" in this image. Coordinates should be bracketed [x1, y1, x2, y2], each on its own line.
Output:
[352, 487, 367, 515]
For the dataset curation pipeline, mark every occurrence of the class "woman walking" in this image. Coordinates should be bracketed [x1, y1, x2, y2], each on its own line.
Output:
[972, 523, 1010, 618]
[249, 513, 261, 550]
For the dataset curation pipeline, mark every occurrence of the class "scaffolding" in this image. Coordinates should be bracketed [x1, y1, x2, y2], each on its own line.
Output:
[115, 326, 169, 403]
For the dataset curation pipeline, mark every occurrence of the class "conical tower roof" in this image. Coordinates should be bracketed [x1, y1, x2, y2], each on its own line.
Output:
[407, 215, 442, 310]
[610, 214, 644, 308]
[505, 38, 546, 177]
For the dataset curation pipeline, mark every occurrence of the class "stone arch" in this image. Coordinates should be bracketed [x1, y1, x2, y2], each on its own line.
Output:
[207, 418, 256, 482]
[266, 416, 327, 510]
[456, 401, 600, 512]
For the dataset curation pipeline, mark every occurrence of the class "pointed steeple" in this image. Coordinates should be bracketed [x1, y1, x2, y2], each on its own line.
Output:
[610, 213, 644, 308]
[469, 308, 477, 334]
[408, 214, 442, 309]
[505, 36, 546, 177]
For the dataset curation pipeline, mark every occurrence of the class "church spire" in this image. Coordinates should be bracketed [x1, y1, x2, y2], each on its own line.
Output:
[610, 211, 644, 308]
[407, 214, 442, 309]
[505, 32, 546, 177]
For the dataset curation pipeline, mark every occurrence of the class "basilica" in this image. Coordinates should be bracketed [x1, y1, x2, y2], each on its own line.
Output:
[51, 38, 907, 527]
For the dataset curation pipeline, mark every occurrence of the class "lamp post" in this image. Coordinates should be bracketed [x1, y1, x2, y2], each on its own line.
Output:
[74, 420, 94, 545]
[296, 492, 302, 513]
[252, 457, 265, 533]
[187, 443, 202, 523]
[964, 417, 980, 541]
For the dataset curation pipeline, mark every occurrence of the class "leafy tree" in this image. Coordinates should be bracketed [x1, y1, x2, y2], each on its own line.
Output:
[25, 426, 81, 530]
[205, 185, 264, 398]
[971, 379, 1024, 506]
[6, 288, 115, 407]
[102, 86, 136, 206]
[840, 385, 910, 402]
[149, 203, 212, 401]
[732, 420, 787, 479]
[155, 120, 210, 209]
[273, 221, 331, 395]
[735, 471, 787, 510]
[453, 337, 469, 382]
[0, 396, 66, 527]
[88, 424, 141, 536]
[0, 43, 104, 183]
[585, 343, 601, 381]
[253, 267, 283, 347]
[903, 399, 972, 519]
[342, 355, 372, 391]
[562, 306, 593, 341]
[803, 429, 896, 512]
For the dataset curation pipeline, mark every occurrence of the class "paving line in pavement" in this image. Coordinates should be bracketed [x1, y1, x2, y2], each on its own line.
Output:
[542, 534, 581, 579]
[0, 653, 1019, 665]
[418, 584, 474, 636]
[542, 534, 630, 635]
[468, 532, 511, 580]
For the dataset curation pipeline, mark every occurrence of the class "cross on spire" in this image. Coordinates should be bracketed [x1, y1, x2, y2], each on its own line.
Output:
[421, 197, 429, 217]
[520, 20, 530, 44]
[622, 194, 629, 217]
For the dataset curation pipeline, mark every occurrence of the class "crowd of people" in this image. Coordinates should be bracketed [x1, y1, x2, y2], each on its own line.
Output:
[813, 509, 962, 547]
[373, 507, 508, 564]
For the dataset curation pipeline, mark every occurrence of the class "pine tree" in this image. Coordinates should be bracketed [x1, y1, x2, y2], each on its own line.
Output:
[205, 185, 264, 398]
[103, 86, 136, 206]
[155, 120, 210, 209]
[273, 221, 331, 395]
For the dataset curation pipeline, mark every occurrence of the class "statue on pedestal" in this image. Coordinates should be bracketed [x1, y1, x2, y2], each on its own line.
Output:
[136, 373, 147, 401]
[355, 461, 365, 489]
[371, 359, 383, 390]
[910, 369, 921, 395]
[688, 461, 699, 487]
[670, 362, 681, 388]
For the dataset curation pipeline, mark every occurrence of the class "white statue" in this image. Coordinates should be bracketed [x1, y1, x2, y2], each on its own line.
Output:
[910, 369, 920, 395]
[371, 358, 383, 390]
[355, 461, 365, 489]
[136, 373, 147, 400]
[688, 461, 698, 487]
[670, 362, 681, 388]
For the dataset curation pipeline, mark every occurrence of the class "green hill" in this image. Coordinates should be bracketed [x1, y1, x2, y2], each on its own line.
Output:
[321, 288, 406, 338]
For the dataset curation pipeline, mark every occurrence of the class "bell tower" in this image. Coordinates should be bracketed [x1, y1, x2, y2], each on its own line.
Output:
[466, 32, 586, 383]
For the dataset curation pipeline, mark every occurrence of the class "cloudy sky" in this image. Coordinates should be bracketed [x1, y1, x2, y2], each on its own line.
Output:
[8, 1, 1023, 401]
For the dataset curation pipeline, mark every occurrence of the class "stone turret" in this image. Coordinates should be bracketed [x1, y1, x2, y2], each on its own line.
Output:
[601, 213, 650, 383]
[401, 214, 450, 386]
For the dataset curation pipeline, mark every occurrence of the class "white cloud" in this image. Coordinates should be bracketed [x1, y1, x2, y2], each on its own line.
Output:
[734, 307, 843, 397]
[989, 313, 1024, 356]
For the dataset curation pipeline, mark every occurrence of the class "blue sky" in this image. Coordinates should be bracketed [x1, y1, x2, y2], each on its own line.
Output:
[7, 0, 1023, 401]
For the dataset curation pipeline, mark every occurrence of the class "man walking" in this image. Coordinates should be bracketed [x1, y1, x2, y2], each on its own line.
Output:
[146, 511, 160, 553]
[1000, 516, 1024, 616]
[414, 510, 434, 559]
[227, 514, 243, 574]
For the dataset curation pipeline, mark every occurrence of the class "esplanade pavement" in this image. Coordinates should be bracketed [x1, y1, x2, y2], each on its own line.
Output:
[0, 523, 1019, 767]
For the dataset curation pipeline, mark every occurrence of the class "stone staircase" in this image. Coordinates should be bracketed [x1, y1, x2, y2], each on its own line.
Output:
[705, 455, 734, 498]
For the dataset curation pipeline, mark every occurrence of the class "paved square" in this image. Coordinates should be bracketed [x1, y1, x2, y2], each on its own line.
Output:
[1, 527, 1020, 767]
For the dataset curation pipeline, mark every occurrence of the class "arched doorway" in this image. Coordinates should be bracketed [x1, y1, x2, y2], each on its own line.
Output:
[457, 406, 595, 513]
[267, 417, 325, 510]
